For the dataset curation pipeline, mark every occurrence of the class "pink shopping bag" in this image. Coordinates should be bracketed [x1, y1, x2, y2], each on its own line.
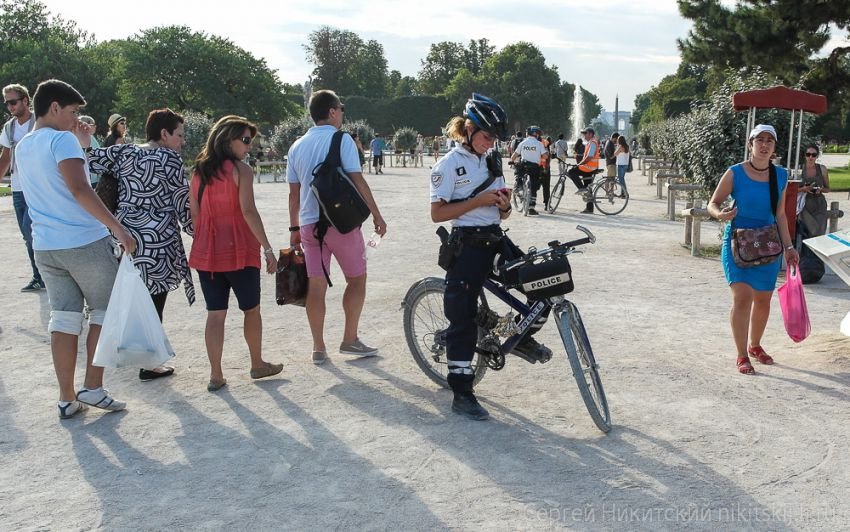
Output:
[778, 266, 811, 343]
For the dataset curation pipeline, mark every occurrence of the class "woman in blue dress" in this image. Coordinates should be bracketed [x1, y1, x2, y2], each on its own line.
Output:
[708, 124, 799, 375]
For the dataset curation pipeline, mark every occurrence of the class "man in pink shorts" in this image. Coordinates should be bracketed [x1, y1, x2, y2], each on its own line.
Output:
[286, 90, 387, 365]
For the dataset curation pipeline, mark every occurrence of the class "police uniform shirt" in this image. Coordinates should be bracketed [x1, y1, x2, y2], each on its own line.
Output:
[430, 145, 505, 228]
[513, 136, 547, 164]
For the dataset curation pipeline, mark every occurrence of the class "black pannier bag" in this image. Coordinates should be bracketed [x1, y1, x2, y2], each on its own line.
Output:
[516, 256, 574, 299]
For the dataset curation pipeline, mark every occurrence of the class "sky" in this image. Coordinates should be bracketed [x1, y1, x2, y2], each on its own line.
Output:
[35, 1, 722, 113]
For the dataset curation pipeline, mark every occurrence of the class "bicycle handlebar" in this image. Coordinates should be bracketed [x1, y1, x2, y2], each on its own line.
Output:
[502, 225, 596, 272]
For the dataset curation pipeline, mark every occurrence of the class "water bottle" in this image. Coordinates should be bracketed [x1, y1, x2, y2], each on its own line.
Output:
[365, 232, 382, 260]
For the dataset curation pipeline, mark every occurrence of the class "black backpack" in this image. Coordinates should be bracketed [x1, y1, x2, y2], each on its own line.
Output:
[310, 131, 371, 286]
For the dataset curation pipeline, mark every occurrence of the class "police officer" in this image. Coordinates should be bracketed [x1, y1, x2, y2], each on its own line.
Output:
[510, 125, 547, 215]
[429, 94, 551, 421]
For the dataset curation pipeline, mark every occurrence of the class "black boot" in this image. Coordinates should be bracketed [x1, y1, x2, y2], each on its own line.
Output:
[447, 371, 489, 420]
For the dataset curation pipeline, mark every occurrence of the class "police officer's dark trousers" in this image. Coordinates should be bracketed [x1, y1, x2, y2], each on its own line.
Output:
[444, 227, 500, 394]
[567, 166, 595, 212]
[518, 163, 542, 209]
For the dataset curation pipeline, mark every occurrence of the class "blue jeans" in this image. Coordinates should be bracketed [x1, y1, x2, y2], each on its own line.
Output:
[616, 165, 628, 192]
[12, 191, 41, 282]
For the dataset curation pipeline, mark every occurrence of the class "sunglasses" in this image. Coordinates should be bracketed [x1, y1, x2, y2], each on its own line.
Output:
[4, 98, 22, 106]
[238, 136, 253, 145]
[804, 153, 818, 157]
[336, 104, 345, 113]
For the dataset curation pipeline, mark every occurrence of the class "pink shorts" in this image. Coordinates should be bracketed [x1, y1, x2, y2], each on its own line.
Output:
[301, 223, 367, 279]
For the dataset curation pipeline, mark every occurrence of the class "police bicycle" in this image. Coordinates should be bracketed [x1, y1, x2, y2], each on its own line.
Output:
[508, 161, 532, 216]
[401, 226, 611, 432]
[547, 159, 628, 216]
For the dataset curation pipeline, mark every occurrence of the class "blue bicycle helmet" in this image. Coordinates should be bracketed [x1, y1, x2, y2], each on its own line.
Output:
[526, 125, 542, 136]
[464, 93, 508, 141]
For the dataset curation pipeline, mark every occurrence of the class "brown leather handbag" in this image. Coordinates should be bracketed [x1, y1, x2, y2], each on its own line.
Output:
[275, 247, 308, 306]
[730, 163, 783, 268]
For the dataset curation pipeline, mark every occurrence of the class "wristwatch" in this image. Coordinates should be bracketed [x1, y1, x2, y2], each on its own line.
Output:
[785, 245, 795, 251]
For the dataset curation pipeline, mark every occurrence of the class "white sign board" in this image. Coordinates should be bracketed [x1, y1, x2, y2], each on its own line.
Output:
[803, 230, 850, 287]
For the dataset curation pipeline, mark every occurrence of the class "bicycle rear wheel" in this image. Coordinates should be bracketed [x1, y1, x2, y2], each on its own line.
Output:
[555, 301, 611, 432]
[402, 277, 488, 389]
[548, 178, 564, 213]
[592, 179, 628, 215]
[521, 176, 530, 216]
[512, 177, 526, 212]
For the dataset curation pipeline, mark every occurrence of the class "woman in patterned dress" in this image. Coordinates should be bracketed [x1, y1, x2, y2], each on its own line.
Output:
[88, 108, 193, 382]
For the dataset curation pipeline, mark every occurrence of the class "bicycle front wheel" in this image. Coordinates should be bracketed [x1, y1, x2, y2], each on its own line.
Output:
[402, 277, 488, 389]
[556, 301, 611, 432]
[548, 178, 564, 213]
[592, 179, 628, 215]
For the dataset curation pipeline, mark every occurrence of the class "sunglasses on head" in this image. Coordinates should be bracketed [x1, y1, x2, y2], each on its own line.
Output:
[238, 136, 253, 145]
[805, 152, 818, 157]
[4, 98, 22, 106]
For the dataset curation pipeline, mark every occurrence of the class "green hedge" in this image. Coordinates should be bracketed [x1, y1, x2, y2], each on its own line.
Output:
[642, 68, 815, 195]
[343, 95, 452, 136]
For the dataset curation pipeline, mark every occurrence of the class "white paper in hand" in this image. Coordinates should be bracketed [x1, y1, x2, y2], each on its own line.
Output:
[93, 255, 176, 368]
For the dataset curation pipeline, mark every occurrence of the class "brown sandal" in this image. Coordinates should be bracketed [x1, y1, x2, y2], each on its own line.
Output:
[748, 345, 774, 365]
[737, 356, 755, 375]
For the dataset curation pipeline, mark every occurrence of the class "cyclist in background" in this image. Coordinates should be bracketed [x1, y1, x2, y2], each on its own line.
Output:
[567, 127, 600, 214]
[510, 125, 547, 215]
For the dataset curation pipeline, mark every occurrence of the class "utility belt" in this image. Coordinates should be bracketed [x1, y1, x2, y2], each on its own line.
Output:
[436, 225, 504, 271]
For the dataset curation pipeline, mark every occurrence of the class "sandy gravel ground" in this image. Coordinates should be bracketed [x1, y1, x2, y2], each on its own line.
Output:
[1, 158, 849, 531]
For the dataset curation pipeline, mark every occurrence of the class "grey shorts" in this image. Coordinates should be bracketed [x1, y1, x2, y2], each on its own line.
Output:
[34, 236, 119, 335]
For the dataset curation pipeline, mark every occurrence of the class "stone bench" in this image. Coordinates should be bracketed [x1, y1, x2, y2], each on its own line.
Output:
[680, 200, 712, 256]
[656, 172, 686, 199]
[667, 182, 702, 220]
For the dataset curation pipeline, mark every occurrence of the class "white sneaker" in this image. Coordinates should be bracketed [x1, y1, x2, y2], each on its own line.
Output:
[339, 338, 378, 357]
[58, 400, 87, 419]
[76, 388, 126, 412]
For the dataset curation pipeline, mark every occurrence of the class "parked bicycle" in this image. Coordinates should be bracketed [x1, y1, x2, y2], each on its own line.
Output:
[547, 159, 629, 216]
[401, 225, 611, 432]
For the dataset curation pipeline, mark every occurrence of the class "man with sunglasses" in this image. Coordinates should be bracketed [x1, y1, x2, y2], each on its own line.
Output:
[287, 90, 387, 365]
[0, 84, 42, 292]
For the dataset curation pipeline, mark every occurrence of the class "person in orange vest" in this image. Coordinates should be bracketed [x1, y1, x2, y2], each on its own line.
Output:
[566, 127, 600, 214]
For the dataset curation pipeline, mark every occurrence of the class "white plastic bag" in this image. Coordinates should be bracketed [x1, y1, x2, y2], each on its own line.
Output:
[93, 254, 175, 368]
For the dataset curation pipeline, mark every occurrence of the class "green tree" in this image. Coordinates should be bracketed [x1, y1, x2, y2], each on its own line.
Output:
[350, 40, 389, 98]
[0, 0, 118, 132]
[304, 26, 364, 95]
[677, 0, 850, 113]
[115, 26, 295, 130]
[417, 41, 467, 95]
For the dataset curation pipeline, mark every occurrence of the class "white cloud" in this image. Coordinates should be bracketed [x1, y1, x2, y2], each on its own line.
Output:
[39, 0, 693, 110]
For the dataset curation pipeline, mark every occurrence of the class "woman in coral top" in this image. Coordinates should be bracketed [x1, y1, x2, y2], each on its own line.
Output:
[189, 115, 282, 391]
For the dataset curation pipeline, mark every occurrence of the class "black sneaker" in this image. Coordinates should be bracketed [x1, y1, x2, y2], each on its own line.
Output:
[451, 392, 490, 420]
[579, 208, 594, 214]
[21, 279, 45, 292]
[527, 208, 539, 216]
[513, 336, 553, 363]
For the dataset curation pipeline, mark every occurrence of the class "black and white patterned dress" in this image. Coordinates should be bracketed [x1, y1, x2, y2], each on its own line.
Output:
[89, 145, 195, 304]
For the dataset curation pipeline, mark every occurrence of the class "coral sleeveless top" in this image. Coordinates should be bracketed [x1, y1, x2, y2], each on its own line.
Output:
[188, 160, 261, 272]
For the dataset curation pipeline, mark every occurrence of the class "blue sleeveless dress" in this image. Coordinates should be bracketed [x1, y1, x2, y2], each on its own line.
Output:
[720, 163, 788, 291]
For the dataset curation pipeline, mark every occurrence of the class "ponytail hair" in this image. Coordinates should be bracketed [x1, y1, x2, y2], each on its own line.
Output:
[445, 116, 472, 142]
